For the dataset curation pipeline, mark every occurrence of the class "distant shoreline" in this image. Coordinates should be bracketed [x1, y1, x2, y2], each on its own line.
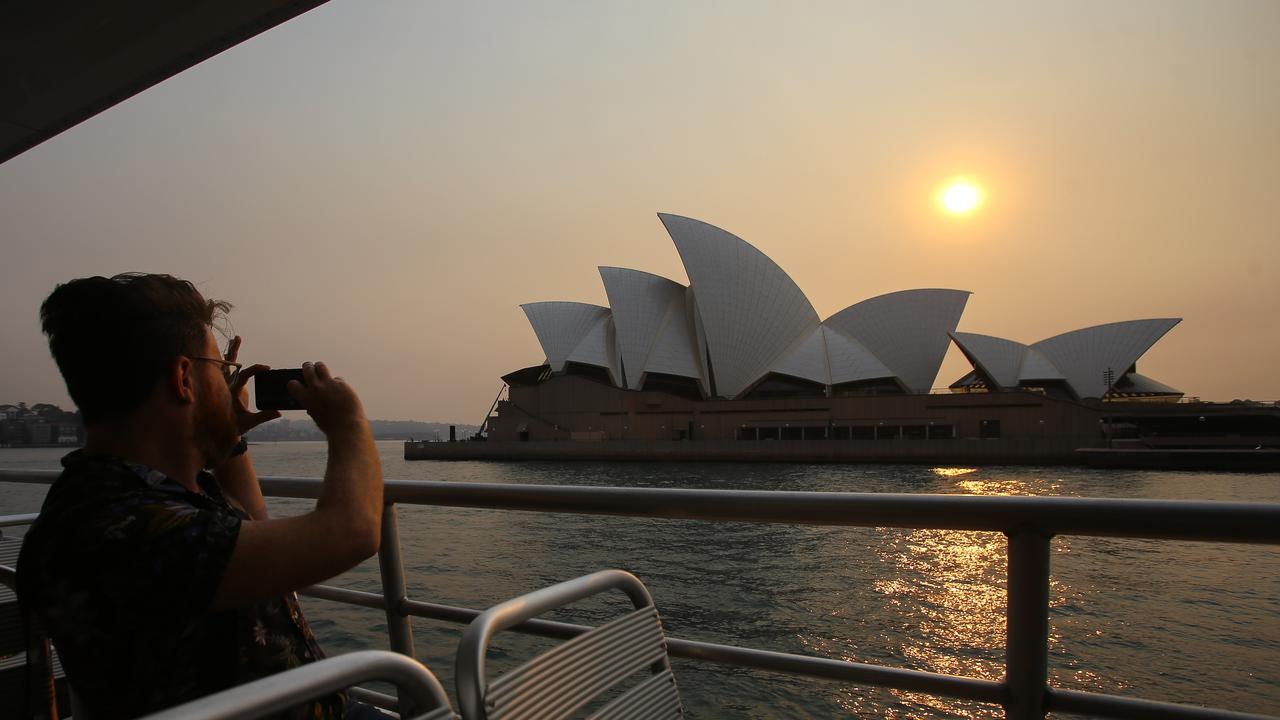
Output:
[0, 434, 475, 450]
[246, 418, 478, 444]
[246, 437, 440, 443]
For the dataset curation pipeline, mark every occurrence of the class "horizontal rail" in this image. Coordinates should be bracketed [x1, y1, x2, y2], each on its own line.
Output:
[208, 478, 1280, 543]
[204, 476, 1280, 543]
[301, 584, 1006, 705]
[0, 512, 39, 528]
[1049, 688, 1279, 720]
[6, 470, 1275, 543]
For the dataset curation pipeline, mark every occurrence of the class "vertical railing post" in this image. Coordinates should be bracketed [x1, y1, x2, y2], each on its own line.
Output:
[1004, 528, 1051, 720]
[377, 503, 415, 658]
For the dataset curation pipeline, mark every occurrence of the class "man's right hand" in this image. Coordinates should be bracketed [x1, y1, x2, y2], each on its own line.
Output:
[288, 361, 368, 435]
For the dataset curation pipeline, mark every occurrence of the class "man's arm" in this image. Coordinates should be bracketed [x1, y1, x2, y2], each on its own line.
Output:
[212, 452, 268, 520]
[209, 361, 383, 611]
[212, 336, 277, 520]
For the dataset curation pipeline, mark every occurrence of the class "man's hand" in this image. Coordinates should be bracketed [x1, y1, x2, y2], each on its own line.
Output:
[288, 361, 368, 436]
[224, 336, 281, 435]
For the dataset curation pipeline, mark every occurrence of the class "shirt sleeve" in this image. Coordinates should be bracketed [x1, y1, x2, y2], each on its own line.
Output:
[85, 492, 243, 621]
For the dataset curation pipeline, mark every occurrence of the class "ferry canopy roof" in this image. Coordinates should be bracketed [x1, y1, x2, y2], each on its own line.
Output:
[1, 0, 330, 164]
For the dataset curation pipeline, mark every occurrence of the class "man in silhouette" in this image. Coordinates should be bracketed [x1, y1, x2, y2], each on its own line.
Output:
[18, 273, 385, 719]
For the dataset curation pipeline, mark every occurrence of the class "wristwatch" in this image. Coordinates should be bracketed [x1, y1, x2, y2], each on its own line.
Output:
[229, 437, 249, 458]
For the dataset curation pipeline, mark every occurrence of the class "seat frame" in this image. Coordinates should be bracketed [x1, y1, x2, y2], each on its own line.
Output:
[456, 569, 682, 720]
[137, 649, 457, 720]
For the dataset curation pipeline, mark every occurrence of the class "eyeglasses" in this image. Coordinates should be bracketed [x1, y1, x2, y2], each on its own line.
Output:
[190, 356, 243, 384]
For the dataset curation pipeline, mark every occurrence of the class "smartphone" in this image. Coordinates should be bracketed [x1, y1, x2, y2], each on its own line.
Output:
[255, 369, 305, 411]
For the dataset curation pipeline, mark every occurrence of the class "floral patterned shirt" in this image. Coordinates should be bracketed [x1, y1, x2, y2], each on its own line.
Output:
[17, 452, 345, 719]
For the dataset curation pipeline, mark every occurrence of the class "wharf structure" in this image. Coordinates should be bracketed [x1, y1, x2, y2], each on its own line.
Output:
[409, 214, 1280, 465]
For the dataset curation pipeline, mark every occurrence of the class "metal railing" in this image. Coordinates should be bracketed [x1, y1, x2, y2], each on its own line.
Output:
[0, 513, 38, 528]
[2, 469, 1278, 720]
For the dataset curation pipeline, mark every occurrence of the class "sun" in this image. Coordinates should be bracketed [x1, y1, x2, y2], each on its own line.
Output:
[937, 179, 984, 216]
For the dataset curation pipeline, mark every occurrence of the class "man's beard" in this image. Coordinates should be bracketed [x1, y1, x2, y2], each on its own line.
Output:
[194, 380, 239, 469]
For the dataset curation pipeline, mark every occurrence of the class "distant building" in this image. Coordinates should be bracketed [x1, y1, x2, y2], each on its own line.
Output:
[1, 419, 27, 445]
[0, 403, 83, 447]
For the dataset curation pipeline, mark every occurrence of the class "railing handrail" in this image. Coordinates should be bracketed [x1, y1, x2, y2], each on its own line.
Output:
[4, 469, 1276, 543]
[1, 512, 39, 528]
[3, 468, 1278, 720]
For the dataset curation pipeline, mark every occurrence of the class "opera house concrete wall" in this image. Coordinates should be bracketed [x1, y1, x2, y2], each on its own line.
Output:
[477, 373, 1104, 464]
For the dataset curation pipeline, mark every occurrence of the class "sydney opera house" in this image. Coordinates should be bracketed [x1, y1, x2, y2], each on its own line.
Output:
[415, 214, 1275, 465]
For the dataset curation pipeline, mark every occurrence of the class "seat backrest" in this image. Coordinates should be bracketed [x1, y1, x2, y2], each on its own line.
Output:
[456, 569, 683, 720]
[136, 650, 458, 720]
[0, 562, 59, 720]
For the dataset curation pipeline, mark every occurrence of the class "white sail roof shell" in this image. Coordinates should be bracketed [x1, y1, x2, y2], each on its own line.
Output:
[1018, 348, 1066, 383]
[642, 292, 703, 385]
[826, 289, 971, 393]
[687, 291, 713, 395]
[1031, 318, 1180, 399]
[770, 322, 921, 388]
[771, 325, 830, 384]
[565, 312, 623, 386]
[950, 332, 1033, 389]
[823, 326, 895, 385]
[599, 267, 689, 389]
[951, 320, 1180, 397]
[1118, 372, 1182, 396]
[521, 301, 612, 373]
[660, 213, 820, 398]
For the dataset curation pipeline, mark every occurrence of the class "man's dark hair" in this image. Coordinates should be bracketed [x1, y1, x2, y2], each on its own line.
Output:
[40, 273, 232, 425]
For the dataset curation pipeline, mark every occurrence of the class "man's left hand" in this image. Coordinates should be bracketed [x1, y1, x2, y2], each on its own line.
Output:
[225, 336, 281, 435]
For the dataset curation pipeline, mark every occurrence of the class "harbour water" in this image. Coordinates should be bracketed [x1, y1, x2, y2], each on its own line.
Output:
[2, 442, 1278, 718]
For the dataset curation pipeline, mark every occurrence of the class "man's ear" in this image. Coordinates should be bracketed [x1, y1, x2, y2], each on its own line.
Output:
[171, 356, 197, 405]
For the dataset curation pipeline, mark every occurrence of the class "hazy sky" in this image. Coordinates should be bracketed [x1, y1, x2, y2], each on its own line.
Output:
[2, 1, 1277, 422]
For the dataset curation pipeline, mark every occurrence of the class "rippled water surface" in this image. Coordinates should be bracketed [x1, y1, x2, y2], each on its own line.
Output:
[2, 443, 1278, 718]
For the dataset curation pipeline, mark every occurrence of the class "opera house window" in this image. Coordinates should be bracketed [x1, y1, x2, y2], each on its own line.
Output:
[980, 419, 1001, 439]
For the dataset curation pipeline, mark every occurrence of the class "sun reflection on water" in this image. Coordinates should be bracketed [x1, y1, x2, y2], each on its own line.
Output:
[932, 466, 1066, 497]
[822, 471, 1081, 717]
[930, 466, 978, 478]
